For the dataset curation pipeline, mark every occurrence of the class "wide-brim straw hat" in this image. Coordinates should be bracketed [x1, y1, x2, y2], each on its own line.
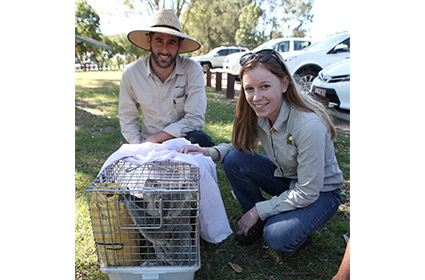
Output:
[128, 8, 201, 53]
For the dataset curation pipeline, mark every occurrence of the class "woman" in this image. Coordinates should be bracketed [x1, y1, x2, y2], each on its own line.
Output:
[178, 49, 344, 252]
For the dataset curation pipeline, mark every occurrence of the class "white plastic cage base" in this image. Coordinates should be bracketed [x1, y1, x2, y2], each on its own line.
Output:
[101, 264, 200, 280]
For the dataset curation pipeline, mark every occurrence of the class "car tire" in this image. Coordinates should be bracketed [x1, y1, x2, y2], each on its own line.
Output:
[293, 68, 318, 94]
[201, 62, 212, 72]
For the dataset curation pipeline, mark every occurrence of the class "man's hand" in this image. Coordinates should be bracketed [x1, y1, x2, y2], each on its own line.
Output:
[141, 131, 174, 144]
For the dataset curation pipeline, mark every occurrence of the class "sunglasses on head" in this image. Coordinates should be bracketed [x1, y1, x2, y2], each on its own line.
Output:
[239, 49, 285, 67]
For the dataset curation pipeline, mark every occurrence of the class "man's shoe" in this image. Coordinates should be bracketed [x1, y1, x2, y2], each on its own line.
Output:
[234, 219, 265, 245]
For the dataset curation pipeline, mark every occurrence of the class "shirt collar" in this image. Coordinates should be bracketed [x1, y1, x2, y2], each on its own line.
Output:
[145, 56, 153, 78]
[257, 101, 291, 131]
[174, 56, 185, 76]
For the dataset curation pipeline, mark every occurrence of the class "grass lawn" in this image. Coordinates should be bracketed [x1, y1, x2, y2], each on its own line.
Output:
[75, 70, 350, 280]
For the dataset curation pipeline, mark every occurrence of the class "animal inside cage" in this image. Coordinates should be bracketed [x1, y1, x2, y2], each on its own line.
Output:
[86, 160, 201, 279]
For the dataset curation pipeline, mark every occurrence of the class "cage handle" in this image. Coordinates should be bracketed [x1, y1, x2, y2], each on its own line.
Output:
[116, 198, 164, 230]
[141, 274, 160, 280]
[125, 162, 178, 173]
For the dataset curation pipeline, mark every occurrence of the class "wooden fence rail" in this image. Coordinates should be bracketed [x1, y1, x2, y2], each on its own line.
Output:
[206, 69, 237, 99]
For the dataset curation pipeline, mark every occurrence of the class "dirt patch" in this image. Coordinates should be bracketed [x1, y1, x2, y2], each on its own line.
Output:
[75, 106, 102, 127]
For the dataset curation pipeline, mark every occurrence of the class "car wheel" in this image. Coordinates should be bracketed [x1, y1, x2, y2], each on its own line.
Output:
[293, 69, 318, 94]
[202, 62, 212, 72]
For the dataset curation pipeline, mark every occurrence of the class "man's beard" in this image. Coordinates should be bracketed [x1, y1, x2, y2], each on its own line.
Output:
[150, 46, 179, 69]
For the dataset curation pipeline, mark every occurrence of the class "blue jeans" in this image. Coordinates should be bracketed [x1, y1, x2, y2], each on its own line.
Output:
[184, 130, 215, 147]
[223, 149, 341, 252]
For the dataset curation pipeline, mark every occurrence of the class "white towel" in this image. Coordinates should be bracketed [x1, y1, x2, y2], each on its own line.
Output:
[99, 138, 233, 244]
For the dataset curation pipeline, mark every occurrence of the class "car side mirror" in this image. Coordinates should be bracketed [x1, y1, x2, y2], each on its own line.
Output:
[333, 44, 348, 53]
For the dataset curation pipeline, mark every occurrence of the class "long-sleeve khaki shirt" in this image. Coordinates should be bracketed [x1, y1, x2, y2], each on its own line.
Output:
[212, 101, 344, 221]
[118, 55, 206, 144]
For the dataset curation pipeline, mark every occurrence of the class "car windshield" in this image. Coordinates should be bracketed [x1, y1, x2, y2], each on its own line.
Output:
[207, 49, 219, 55]
[306, 33, 348, 52]
[252, 40, 279, 52]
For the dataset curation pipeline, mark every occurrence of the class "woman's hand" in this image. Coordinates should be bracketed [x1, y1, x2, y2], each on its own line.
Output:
[177, 144, 210, 157]
[238, 206, 260, 236]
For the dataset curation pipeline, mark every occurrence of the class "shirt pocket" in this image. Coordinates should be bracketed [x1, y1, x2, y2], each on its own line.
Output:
[173, 85, 186, 98]
[276, 144, 298, 177]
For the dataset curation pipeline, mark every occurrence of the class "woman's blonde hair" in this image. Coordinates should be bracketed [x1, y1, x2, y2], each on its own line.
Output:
[232, 53, 336, 154]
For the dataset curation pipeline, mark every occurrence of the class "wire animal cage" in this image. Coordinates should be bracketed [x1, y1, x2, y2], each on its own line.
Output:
[87, 160, 201, 280]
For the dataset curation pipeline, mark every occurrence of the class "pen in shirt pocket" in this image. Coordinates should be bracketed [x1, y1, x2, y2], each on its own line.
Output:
[173, 99, 176, 108]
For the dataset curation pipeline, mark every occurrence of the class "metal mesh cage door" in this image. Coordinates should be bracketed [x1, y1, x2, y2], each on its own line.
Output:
[88, 182, 141, 267]
[87, 160, 201, 269]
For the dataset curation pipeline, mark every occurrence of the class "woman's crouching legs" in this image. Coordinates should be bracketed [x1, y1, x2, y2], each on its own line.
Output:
[263, 189, 341, 252]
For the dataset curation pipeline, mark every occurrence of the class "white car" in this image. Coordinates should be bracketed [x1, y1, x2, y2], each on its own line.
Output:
[223, 38, 313, 76]
[192, 46, 248, 72]
[281, 33, 350, 94]
[311, 59, 350, 111]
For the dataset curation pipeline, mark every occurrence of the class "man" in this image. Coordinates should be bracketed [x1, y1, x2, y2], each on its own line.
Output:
[119, 8, 214, 146]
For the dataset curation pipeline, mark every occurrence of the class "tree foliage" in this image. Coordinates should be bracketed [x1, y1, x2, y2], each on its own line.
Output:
[75, 0, 101, 39]
[282, 0, 314, 37]
[123, 0, 190, 17]
[102, 34, 149, 67]
[235, 2, 264, 50]
[75, 0, 103, 62]
[183, 0, 250, 55]
[259, 0, 314, 38]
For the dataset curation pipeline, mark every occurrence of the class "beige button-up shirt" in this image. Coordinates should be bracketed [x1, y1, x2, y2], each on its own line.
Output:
[212, 101, 344, 220]
[118, 55, 206, 144]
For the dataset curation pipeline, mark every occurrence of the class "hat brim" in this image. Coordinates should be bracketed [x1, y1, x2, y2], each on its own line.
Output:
[128, 27, 201, 53]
